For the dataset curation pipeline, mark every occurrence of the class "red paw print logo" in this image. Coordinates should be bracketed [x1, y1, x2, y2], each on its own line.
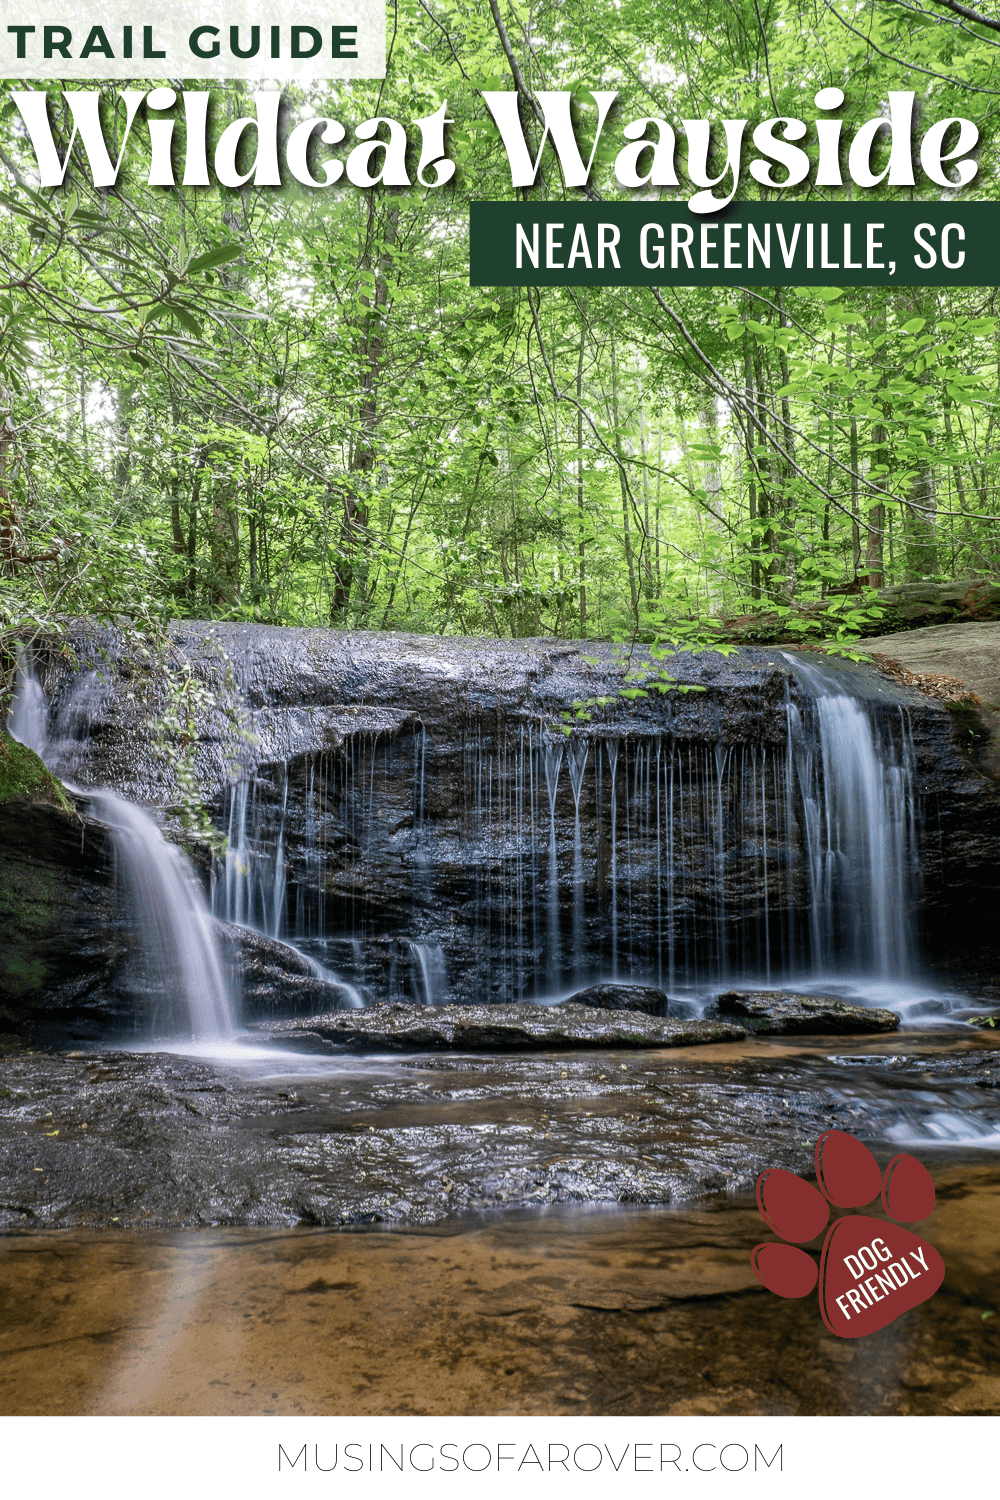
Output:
[751, 1129, 945, 1338]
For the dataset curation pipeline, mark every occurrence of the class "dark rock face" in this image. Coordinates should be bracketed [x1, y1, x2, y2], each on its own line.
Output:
[252, 1001, 746, 1052]
[23, 622, 1000, 1015]
[0, 734, 119, 1038]
[224, 922, 363, 1018]
[715, 991, 900, 1035]
[561, 983, 674, 1017]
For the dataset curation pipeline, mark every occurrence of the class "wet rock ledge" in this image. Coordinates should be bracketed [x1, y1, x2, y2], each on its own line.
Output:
[252, 992, 898, 1053]
[715, 992, 900, 1035]
[252, 1002, 747, 1053]
[0, 1030, 997, 1231]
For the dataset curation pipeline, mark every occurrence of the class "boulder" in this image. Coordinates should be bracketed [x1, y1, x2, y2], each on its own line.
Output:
[252, 1001, 747, 1052]
[222, 921, 363, 1017]
[719, 578, 1000, 646]
[559, 983, 673, 1017]
[715, 991, 899, 1035]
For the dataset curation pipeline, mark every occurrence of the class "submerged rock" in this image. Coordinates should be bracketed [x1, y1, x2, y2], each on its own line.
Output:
[252, 1001, 746, 1052]
[715, 991, 900, 1035]
[560, 983, 673, 1017]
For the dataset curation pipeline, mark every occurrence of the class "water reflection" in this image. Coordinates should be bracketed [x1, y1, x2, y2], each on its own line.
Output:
[0, 1172, 996, 1416]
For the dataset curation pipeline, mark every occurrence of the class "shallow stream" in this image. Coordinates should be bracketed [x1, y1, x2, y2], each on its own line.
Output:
[1, 1027, 997, 1415]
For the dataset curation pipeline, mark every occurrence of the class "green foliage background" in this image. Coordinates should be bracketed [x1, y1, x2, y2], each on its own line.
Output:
[3, 0, 1000, 666]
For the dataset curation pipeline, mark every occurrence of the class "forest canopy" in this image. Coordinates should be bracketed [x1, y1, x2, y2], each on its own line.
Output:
[2, 0, 1000, 667]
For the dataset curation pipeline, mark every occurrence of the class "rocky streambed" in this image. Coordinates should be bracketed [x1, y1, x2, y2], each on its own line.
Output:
[1, 1023, 997, 1232]
[2, 1168, 998, 1417]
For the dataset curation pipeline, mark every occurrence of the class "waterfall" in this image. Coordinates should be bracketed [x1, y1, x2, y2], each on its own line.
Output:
[90, 790, 236, 1039]
[8, 665, 238, 1040]
[410, 941, 447, 1005]
[8, 657, 49, 758]
[783, 655, 917, 978]
[211, 656, 920, 1006]
[11, 647, 925, 1018]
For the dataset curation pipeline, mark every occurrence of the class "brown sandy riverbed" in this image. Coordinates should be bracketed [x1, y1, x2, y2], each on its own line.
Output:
[0, 1164, 996, 1418]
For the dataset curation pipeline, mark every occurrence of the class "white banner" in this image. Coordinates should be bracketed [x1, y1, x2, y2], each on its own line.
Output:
[2, 1415, 998, 1498]
[1, 2, 385, 80]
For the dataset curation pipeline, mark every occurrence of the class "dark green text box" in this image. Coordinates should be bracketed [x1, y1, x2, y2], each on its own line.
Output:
[470, 201, 1000, 286]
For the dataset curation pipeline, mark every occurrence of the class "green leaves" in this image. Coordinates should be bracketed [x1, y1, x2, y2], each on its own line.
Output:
[185, 245, 244, 277]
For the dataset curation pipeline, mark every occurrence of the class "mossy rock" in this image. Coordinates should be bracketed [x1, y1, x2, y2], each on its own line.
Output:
[0, 732, 73, 814]
[0, 741, 119, 1031]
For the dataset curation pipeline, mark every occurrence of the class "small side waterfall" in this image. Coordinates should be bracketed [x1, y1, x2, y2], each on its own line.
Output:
[91, 790, 236, 1039]
[8, 666, 238, 1040]
[784, 656, 917, 978]
[8, 658, 49, 757]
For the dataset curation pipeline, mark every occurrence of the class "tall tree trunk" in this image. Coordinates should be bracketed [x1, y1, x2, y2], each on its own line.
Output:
[864, 421, 887, 589]
[608, 334, 639, 624]
[742, 320, 761, 600]
[847, 329, 861, 578]
[336, 202, 398, 618]
[576, 329, 588, 635]
[0, 419, 18, 576]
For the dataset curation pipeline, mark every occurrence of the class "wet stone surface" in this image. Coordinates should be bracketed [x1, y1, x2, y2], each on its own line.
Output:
[0, 1031, 997, 1231]
[252, 1001, 746, 1052]
[714, 991, 900, 1034]
[560, 983, 674, 1016]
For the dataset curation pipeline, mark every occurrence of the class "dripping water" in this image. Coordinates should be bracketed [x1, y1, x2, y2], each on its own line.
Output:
[543, 742, 563, 984]
[410, 941, 447, 1005]
[567, 740, 589, 979]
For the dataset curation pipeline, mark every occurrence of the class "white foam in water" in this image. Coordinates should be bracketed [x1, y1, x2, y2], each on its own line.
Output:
[123, 1036, 405, 1082]
[732, 973, 962, 1027]
[886, 1111, 1000, 1148]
